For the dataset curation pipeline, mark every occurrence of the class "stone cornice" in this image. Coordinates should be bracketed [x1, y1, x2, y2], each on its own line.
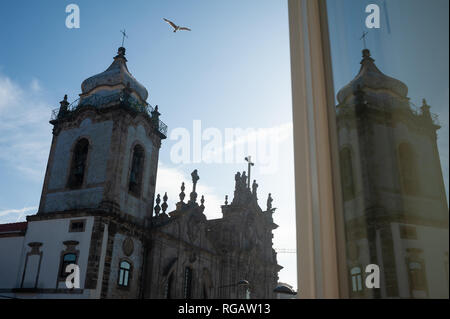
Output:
[27, 209, 150, 238]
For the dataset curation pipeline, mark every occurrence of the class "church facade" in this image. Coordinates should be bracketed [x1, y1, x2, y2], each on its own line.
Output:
[0, 47, 281, 299]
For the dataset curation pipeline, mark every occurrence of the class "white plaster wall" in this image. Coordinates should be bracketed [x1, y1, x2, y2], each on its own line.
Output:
[44, 187, 104, 212]
[119, 124, 154, 220]
[43, 118, 113, 213]
[391, 222, 449, 298]
[18, 217, 94, 290]
[0, 236, 25, 288]
[48, 118, 113, 190]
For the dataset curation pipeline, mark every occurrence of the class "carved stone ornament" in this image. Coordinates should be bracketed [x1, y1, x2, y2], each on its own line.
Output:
[123, 237, 134, 256]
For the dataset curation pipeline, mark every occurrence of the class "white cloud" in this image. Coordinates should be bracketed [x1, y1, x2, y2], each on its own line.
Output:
[0, 206, 37, 223]
[170, 121, 293, 175]
[156, 162, 224, 219]
[0, 75, 22, 111]
[0, 73, 53, 181]
[30, 78, 42, 93]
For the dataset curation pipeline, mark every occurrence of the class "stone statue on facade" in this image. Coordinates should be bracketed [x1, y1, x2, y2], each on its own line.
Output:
[267, 193, 273, 211]
[252, 180, 258, 199]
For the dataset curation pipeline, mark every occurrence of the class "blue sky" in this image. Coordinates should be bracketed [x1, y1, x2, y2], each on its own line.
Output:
[0, 1, 297, 287]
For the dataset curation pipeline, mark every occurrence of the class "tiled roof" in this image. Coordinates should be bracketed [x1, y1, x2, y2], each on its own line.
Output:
[0, 222, 28, 233]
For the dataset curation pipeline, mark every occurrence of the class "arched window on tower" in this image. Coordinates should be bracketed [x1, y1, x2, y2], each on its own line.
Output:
[398, 143, 420, 196]
[129, 145, 145, 196]
[60, 252, 77, 278]
[118, 260, 132, 287]
[340, 147, 356, 201]
[164, 273, 174, 299]
[67, 138, 89, 189]
[350, 266, 363, 293]
[183, 267, 193, 299]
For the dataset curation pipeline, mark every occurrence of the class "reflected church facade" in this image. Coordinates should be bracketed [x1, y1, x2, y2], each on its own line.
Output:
[336, 49, 449, 298]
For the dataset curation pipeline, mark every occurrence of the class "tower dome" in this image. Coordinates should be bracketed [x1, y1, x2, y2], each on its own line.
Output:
[337, 49, 408, 104]
[79, 47, 148, 106]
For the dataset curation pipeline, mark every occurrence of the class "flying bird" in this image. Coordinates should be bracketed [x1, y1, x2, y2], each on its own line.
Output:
[163, 18, 191, 32]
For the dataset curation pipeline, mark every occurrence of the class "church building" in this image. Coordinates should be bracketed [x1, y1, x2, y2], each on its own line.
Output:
[0, 47, 282, 299]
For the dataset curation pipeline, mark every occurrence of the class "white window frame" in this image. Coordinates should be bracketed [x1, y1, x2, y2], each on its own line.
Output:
[288, 0, 348, 298]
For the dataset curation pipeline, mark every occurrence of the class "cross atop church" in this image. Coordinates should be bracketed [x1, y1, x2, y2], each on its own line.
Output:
[360, 31, 369, 49]
[120, 29, 128, 47]
[245, 156, 254, 188]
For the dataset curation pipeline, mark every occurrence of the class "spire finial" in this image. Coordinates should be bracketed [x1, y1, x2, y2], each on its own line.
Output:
[420, 98, 432, 119]
[360, 31, 369, 50]
[162, 192, 168, 214]
[200, 195, 205, 208]
[59, 94, 70, 116]
[362, 48, 371, 58]
[179, 182, 186, 202]
[60, 94, 69, 106]
[154, 194, 161, 216]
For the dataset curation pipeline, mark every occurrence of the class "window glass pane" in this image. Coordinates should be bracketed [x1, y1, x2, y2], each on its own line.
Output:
[123, 272, 129, 287]
[64, 253, 76, 262]
[326, 0, 449, 299]
[120, 261, 130, 270]
[119, 269, 124, 285]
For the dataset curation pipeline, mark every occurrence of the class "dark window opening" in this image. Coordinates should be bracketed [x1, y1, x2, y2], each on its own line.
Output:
[129, 145, 145, 196]
[340, 147, 356, 201]
[202, 285, 208, 299]
[184, 267, 193, 299]
[69, 219, 86, 233]
[67, 138, 89, 189]
[398, 143, 420, 196]
[164, 273, 174, 299]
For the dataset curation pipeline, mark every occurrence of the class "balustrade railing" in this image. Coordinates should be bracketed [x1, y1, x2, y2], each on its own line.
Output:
[50, 93, 168, 136]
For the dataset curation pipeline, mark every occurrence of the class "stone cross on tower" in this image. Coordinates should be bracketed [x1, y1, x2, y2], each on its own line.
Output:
[189, 169, 200, 203]
[360, 31, 369, 49]
[244, 156, 254, 188]
[120, 29, 128, 47]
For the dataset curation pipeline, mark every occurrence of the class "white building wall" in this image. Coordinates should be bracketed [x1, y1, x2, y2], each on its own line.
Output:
[391, 222, 449, 298]
[19, 217, 94, 290]
[42, 118, 113, 213]
[119, 123, 154, 220]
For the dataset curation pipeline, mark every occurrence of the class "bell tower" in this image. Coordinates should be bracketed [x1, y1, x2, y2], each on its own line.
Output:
[38, 47, 167, 224]
[27, 47, 168, 298]
[336, 49, 448, 298]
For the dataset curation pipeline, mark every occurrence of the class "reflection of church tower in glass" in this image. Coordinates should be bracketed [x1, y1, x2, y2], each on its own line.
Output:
[336, 49, 448, 298]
